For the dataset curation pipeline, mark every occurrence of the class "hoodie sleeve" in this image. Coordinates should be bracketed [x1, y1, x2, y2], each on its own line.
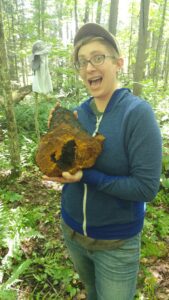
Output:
[81, 102, 162, 202]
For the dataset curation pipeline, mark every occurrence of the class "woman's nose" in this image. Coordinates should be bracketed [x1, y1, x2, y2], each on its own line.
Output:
[86, 61, 96, 71]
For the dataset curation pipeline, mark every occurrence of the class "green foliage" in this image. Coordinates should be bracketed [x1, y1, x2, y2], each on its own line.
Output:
[0, 196, 42, 267]
[2, 259, 32, 289]
[142, 235, 167, 258]
[0, 164, 169, 299]
[0, 201, 11, 245]
[161, 174, 169, 189]
[0, 129, 11, 170]
[1, 82, 169, 299]
[154, 189, 169, 206]
[20, 135, 37, 168]
[0, 260, 32, 300]
[145, 202, 169, 235]
[141, 200, 169, 260]
[143, 269, 158, 300]
[0, 290, 17, 300]
[14, 97, 54, 135]
[161, 142, 169, 189]
[26, 255, 79, 299]
[0, 172, 79, 299]
[1, 5, 169, 298]
[0, 189, 23, 203]
[14, 89, 87, 139]
[140, 83, 169, 191]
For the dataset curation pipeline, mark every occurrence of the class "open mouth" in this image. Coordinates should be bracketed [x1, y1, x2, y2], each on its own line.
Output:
[88, 77, 102, 87]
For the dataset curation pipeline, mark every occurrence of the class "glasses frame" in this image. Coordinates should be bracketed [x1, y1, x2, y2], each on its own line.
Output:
[75, 54, 117, 71]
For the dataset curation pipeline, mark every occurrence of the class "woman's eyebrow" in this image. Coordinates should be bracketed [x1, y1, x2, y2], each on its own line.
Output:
[78, 51, 104, 58]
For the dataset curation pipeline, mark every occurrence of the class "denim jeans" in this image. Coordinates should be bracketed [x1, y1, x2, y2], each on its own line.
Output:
[61, 223, 141, 300]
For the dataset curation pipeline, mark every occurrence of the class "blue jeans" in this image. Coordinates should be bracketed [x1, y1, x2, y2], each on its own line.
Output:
[62, 224, 141, 300]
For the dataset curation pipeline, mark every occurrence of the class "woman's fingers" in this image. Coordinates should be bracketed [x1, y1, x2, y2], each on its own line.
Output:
[42, 170, 83, 184]
[73, 110, 78, 119]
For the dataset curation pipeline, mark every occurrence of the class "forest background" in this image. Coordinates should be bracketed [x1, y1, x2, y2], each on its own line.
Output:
[0, 0, 169, 299]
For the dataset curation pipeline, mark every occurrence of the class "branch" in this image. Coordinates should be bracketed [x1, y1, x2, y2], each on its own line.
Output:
[0, 85, 32, 107]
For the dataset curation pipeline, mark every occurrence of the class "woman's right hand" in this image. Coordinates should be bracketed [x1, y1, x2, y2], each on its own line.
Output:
[43, 170, 83, 184]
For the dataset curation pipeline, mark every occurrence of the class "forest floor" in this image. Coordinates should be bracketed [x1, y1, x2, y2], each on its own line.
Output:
[0, 169, 169, 300]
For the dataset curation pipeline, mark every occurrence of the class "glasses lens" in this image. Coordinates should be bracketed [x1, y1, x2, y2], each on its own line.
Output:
[78, 59, 87, 69]
[91, 55, 105, 65]
[75, 54, 106, 70]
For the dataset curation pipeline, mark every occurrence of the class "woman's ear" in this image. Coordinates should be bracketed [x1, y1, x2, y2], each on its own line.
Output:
[117, 57, 124, 70]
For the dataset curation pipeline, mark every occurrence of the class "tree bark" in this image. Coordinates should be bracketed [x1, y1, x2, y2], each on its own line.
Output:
[108, 0, 119, 36]
[133, 0, 150, 96]
[163, 39, 169, 90]
[96, 0, 103, 24]
[74, 0, 78, 32]
[83, 0, 89, 23]
[128, 1, 134, 76]
[0, 0, 20, 175]
[37, 0, 41, 38]
[41, 0, 45, 38]
[153, 0, 168, 86]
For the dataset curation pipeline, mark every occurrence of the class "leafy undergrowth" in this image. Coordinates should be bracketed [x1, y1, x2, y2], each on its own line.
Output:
[0, 169, 169, 300]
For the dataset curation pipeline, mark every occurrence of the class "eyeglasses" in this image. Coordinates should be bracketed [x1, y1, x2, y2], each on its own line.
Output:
[75, 54, 117, 71]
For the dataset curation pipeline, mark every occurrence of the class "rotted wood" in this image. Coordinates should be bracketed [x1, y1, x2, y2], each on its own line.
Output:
[36, 105, 105, 177]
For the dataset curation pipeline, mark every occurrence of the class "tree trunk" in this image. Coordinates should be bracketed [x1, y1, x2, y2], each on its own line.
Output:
[41, 0, 45, 38]
[37, 0, 41, 38]
[74, 0, 78, 32]
[128, 1, 134, 76]
[96, 0, 103, 24]
[108, 0, 119, 36]
[0, 0, 20, 175]
[133, 0, 150, 96]
[163, 39, 169, 90]
[83, 0, 89, 23]
[3, 1, 19, 82]
[153, 0, 167, 86]
[55, 2, 63, 39]
[10, 9, 19, 81]
[21, 58, 26, 86]
[162, 39, 169, 78]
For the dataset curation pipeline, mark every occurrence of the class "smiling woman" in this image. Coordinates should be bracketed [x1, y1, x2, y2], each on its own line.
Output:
[76, 39, 123, 111]
[48, 23, 162, 300]
[73, 27, 123, 113]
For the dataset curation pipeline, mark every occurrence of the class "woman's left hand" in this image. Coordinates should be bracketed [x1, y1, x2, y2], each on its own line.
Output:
[43, 170, 83, 184]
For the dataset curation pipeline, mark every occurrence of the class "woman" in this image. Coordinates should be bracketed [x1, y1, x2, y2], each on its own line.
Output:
[49, 23, 162, 300]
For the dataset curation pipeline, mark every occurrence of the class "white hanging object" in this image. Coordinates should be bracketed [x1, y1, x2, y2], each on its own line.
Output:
[30, 40, 53, 94]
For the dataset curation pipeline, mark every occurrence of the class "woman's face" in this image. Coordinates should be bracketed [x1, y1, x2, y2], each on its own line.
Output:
[77, 40, 123, 102]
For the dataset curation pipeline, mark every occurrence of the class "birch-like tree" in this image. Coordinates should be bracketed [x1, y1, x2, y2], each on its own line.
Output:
[74, 0, 78, 32]
[84, 0, 89, 23]
[133, 0, 150, 96]
[0, 0, 20, 174]
[153, 0, 168, 85]
[96, 0, 103, 24]
[163, 39, 169, 90]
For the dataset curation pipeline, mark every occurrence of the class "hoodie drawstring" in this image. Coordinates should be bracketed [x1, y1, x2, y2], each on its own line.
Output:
[82, 115, 104, 236]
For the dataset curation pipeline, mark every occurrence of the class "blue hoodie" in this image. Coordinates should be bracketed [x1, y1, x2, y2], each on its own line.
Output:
[61, 88, 162, 240]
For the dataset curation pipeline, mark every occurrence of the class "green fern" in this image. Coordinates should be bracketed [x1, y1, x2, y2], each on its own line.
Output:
[0, 201, 12, 246]
[0, 260, 32, 300]
[3, 259, 32, 289]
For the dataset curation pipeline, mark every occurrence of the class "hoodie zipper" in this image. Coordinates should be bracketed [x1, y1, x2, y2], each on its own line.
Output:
[82, 114, 104, 236]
